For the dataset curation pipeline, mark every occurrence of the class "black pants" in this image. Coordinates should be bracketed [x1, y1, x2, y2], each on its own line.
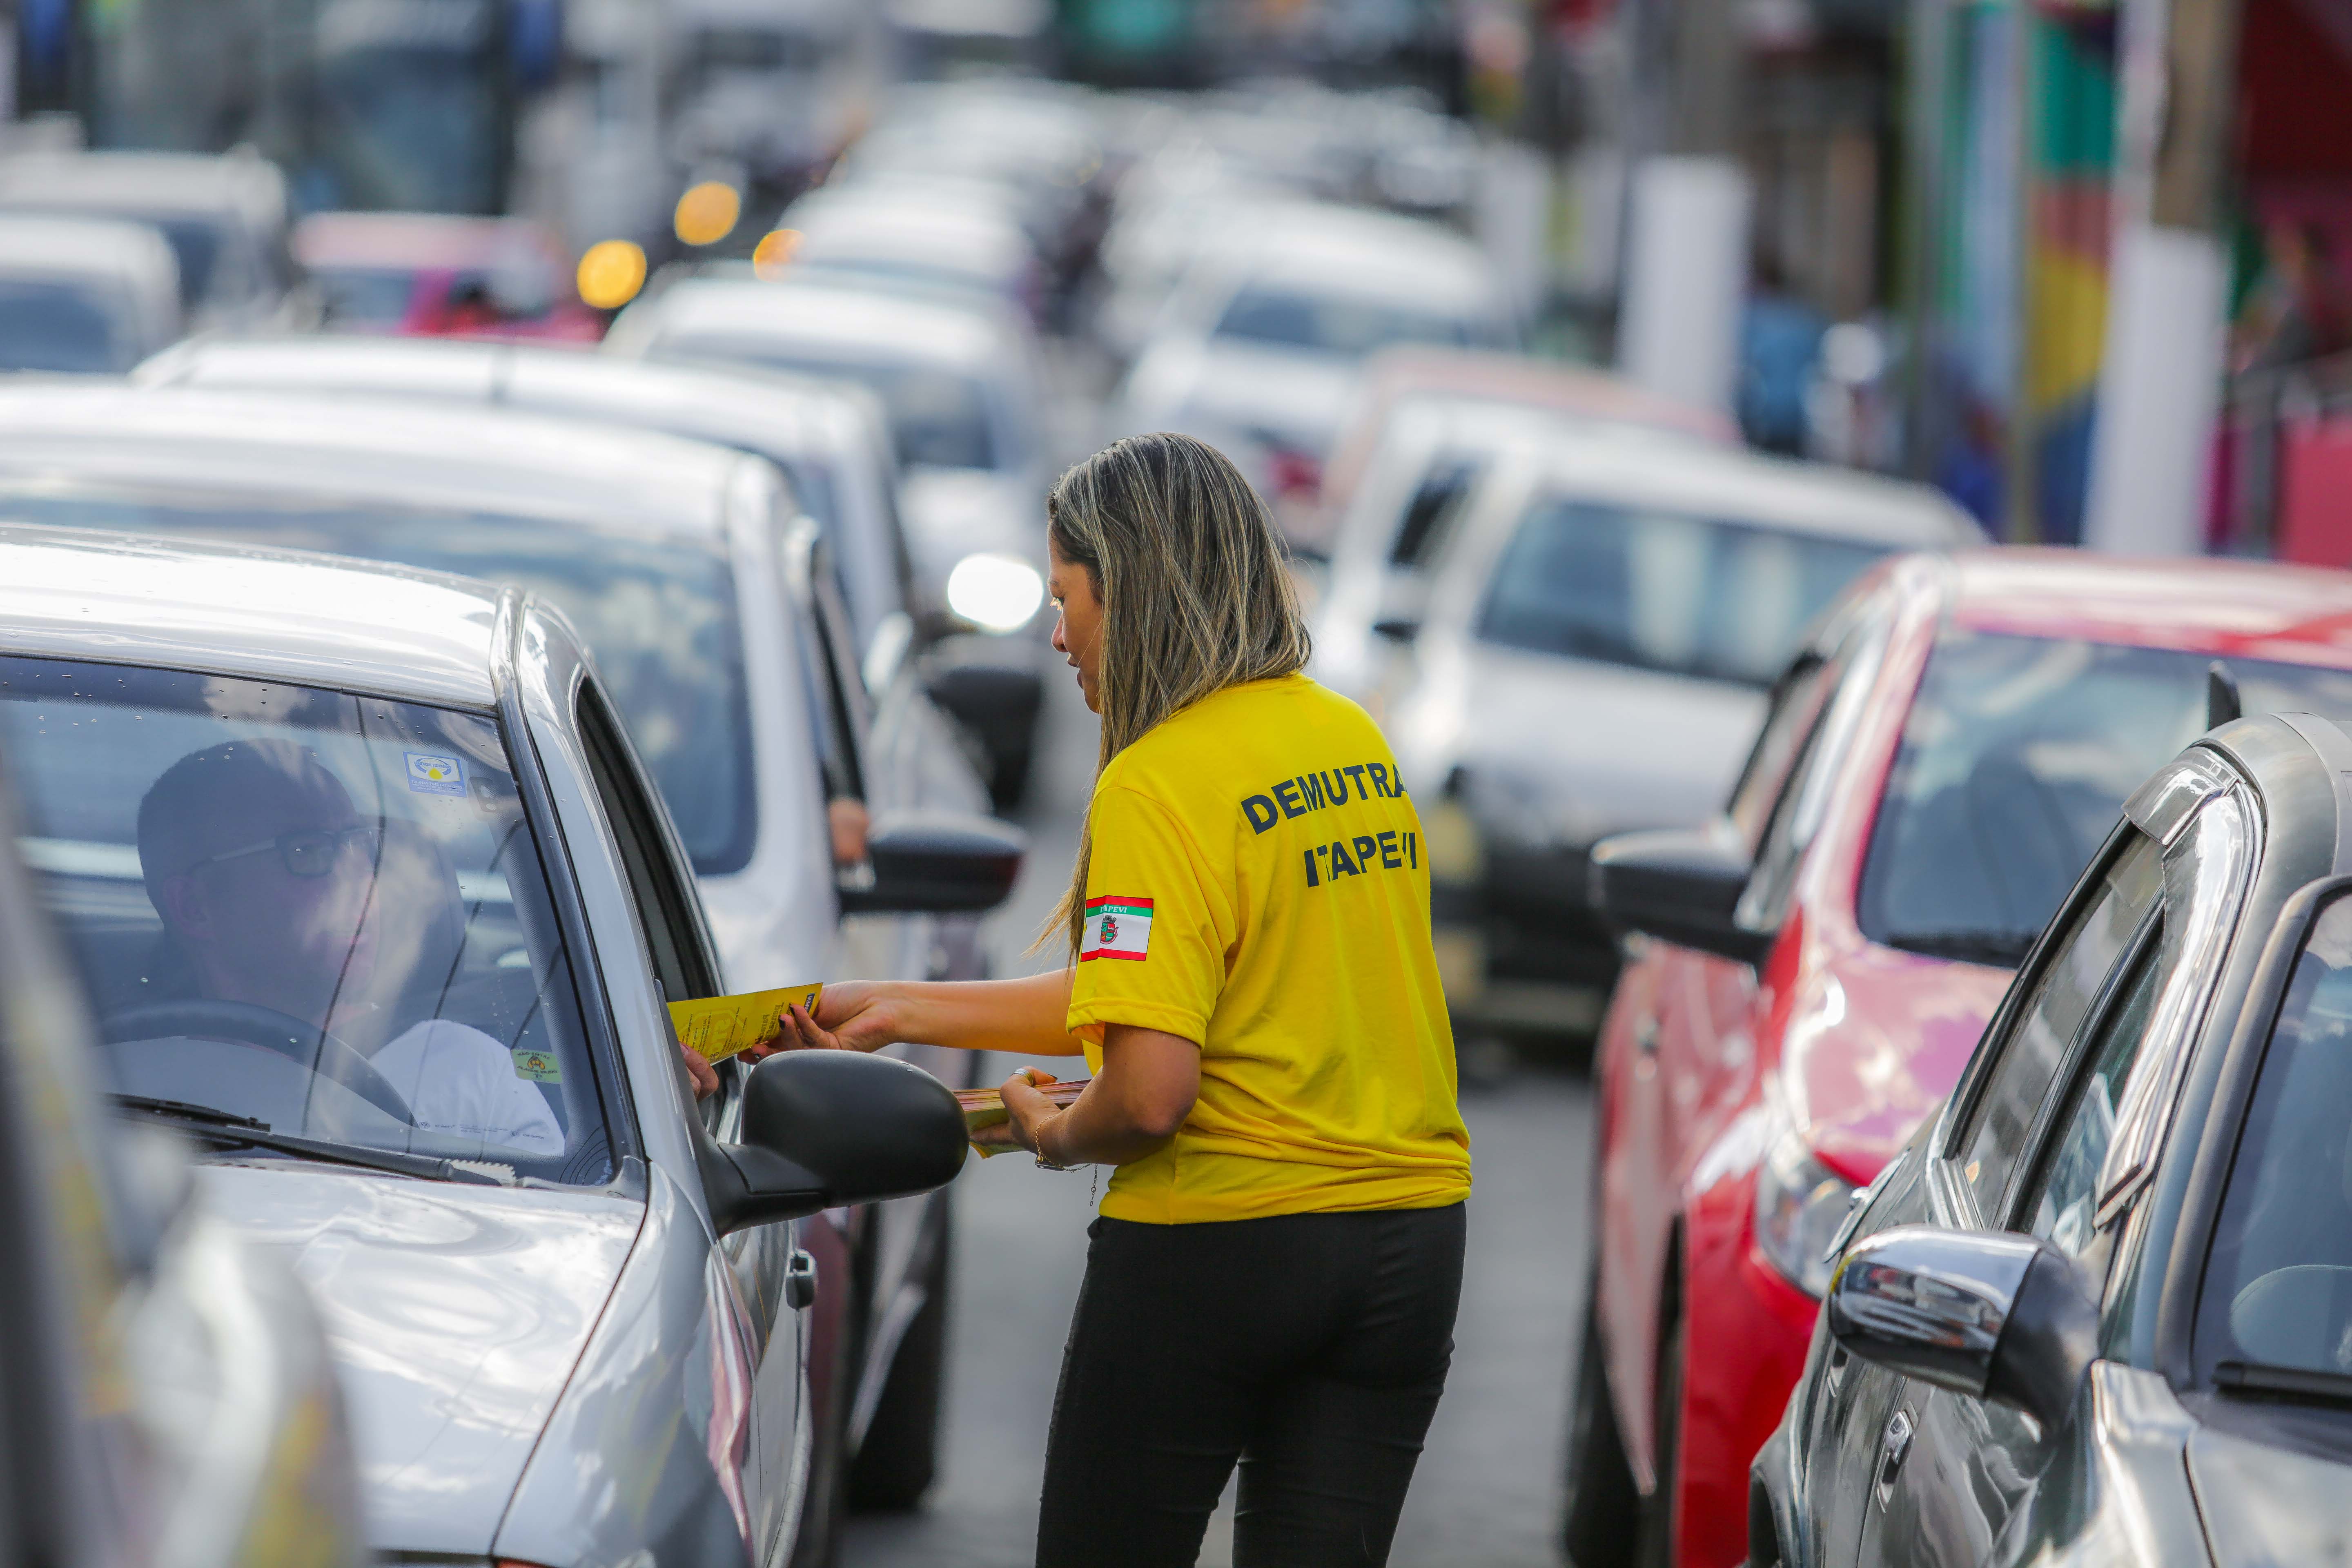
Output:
[1036, 1203, 1466, 1568]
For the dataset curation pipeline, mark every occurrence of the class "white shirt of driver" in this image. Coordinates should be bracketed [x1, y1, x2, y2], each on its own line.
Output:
[107, 1019, 563, 1158]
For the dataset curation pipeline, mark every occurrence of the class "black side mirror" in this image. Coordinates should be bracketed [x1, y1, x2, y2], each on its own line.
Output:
[839, 810, 1025, 915]
[1371, 617, 1419, 643]
[702, 1051, 968, 1237]
[1588, 826, 1768, 966]
[1825, 1225, 2099, 1429]
[924, 659, 1043, 808]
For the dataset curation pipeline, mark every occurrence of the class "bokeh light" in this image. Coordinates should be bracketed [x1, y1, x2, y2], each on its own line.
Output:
[946, 553, 1045, 633]
[752, 228, 803, 280]
[674, 182, 742, 247]
[575, 240, 647, 310]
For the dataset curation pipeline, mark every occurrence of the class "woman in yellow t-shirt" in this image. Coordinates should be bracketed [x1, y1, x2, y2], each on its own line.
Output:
[782, 431, 1470, 1568]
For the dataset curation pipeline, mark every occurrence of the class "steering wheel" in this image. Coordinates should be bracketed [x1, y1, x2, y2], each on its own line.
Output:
[101, 1000, 416, 1127]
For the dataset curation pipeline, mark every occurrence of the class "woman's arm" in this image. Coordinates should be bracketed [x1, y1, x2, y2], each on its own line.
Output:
[780, 969, 1088, 1056]
[998, 1024, 1200, 1167]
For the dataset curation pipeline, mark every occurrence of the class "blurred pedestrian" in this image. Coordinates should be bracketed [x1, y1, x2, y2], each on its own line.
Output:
[782, 431, 1471, 1568]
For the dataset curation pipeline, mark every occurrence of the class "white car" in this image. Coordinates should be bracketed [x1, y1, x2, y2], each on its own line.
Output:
[0, 149, 303, 332]
[1108, 201, 1514, 496]
[775, 181, 1044, 319]
[1383, 432, 1980, 1041]
[0, 214, 181, 372]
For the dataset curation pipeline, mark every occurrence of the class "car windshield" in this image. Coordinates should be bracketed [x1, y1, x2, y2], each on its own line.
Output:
[663, 338, 1002, 471]
[314, 266, 420, 325]
[1213, 285, 1492, 358]
[1859, 632, 2352, 967]
[1474, 496, 1886, 686]
[2197, 892, 2352, 1383]
[0, 280, 126, 372]
[0, 489, 757, 874]
[0, 655, 608, 1180]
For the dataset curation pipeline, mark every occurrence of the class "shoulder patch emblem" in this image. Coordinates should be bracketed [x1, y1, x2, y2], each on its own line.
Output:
[1080, 897, 1153, 962]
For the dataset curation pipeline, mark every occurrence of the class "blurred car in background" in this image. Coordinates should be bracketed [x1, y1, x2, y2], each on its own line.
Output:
[1758, 708, 2352, 1568]
[0, 214, 180, 373]
[1310, 346, 1736, 697]
[1108, 200, 1515, 503]
[665, 0, 883, 207]
[0, 739, 363, 1568]
[1383, 435, 1976, 1047]
[608, 274, 1053, 802]
[1577, 549, 2352, 1568]
[772, 180, 1045, 320]
[0, 523, 978, 1564]
[294, 212, 601, 340]
[0, 383, 1009, 1517]
[0, 149, 303, 332]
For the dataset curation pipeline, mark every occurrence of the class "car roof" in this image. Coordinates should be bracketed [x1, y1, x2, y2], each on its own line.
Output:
[0, 521, 508, 707]
[136, 334, 864, 458]
[0, 150, 284, 224]
[612, 277, 1016, 369]
[0, 214, 180, 288]
[1356, 346, 1734, 442]
[292, 211, 564, 271]
[0, 383, 751, 543]
[1198, 202, 1499, 307]
[1947, 547, 2352, 666]
[1518, 431, 1978, 548]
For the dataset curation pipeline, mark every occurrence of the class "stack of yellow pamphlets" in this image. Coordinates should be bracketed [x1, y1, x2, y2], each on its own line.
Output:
[666, 983, 824, 1063]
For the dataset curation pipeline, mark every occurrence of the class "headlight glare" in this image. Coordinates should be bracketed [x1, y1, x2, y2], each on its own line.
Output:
[946, 553, 1045, 633]
[1754, 1124, 1858, 1299]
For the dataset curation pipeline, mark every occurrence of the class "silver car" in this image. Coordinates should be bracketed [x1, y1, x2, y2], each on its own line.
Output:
[0, 739, 364, 1568]
[1753, 710, 2352, 1567]
[0, 523, 980, 1564]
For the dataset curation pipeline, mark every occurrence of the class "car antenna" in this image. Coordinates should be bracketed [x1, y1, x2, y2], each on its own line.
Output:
[2207, 660, 2243, 730]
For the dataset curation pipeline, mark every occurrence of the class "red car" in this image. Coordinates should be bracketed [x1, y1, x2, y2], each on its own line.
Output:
[294, 212, 605, 341]
[1568, 548, 2352, 1568]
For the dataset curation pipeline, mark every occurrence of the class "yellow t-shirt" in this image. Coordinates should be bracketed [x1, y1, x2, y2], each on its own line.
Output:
[1065, 673, 1471, 1224]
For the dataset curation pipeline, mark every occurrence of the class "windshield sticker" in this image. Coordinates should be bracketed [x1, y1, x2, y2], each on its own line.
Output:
[512, 1047, 562, 1083]
[405, 751, 466, 797]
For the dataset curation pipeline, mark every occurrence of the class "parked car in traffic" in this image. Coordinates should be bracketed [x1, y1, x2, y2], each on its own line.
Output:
[1310, 346, 1733, 701]
[607, 275, 1053, 802]
[0, 214, 181, 373]
[0, 522, 983, 1564]
[0, 734, 365, 1568]
[0, 149, 304, 332]
[294, 212, 601, 340]
[0, 382, 1007, 1520]
[1756, 704, 2352, 1568]
[773, 181, 1044, 320]
[1577, 549, 2352, 1568]
[1383, 434, 1976, 1047]
[1107, 200, 1514, 501]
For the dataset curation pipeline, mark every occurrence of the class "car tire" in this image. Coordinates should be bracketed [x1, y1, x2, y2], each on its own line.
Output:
[1561, 1286, 1640, 1568]
[847, 1200, 951, 1513]
[1636, 1315, 1685, 1568]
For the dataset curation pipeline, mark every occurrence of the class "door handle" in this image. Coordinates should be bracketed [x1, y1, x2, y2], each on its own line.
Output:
[1875, 1406, 1915, 1504]
[786, 1248, 819, 1312]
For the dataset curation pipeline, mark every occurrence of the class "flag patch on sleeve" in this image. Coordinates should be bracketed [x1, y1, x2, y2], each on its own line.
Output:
[1080, 896, 1153, 962]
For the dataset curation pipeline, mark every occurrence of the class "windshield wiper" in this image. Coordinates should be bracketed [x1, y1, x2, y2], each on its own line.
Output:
[110, 1095, 508, 1186]
[1882, 929, 2038, 968]
[2214, 1360, 2352, 1406]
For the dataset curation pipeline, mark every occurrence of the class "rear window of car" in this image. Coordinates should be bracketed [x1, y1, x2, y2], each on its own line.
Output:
[1858, 630, 2352, 967]
[659, 336, 1002, 472]
[0, 654, 610, 1181]
[0, 280, 127, 372]
[1213, 285, 1495, 358]
[0, 488, 759, 875]
[1473, 495, 1886, 687]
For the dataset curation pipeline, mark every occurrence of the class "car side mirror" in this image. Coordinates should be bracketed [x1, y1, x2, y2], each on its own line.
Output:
[1588, 826, 1769, 966]
[1826, 1225, 2099, 1429]
[1371, 617, 1419, 643]
[702, 1052, 969, 1237]
[838, 810, 1025, 915]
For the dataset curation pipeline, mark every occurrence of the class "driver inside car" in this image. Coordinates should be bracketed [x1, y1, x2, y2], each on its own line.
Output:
[115, 738, 563, 1154]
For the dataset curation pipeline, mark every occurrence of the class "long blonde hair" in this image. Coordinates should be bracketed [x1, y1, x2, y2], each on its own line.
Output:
[1047, 432, 1311, 958]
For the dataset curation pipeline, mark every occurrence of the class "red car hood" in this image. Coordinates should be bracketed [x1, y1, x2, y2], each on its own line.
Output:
[1780, 940, 2015, 1183]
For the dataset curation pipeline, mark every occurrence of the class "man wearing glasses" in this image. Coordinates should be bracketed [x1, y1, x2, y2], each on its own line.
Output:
[123, 738, 562, 1153]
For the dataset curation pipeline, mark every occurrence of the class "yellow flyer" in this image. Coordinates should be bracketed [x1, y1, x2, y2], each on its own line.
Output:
[666, 982, 824, 1063]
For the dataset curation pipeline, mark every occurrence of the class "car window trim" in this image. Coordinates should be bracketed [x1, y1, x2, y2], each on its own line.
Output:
[573, 679, 723, 1005]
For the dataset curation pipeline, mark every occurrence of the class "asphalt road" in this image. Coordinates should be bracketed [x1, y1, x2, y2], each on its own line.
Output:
[842, 657, 1597, 1568]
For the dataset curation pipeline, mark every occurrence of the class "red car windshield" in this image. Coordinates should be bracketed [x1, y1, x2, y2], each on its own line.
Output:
[1859, 629, 2352, 966]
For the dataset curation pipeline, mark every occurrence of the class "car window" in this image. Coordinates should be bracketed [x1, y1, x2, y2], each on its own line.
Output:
[0, 281, 127, 372]
[575, 682, 718, 1008]
[1388, 454, 1479, 569]
[1474, 496, 1888, 688]
[0, 488, 761, 876]
[1953, 829, 2165, 1217]
[1212, 286, 1491, 357]
[2023, 930, 2163, 1254]
[780, 523, 869, 804]
[2196, 892, 2352, 1381]
[1726, 655, 1830, 851]
[662, 339, 999, 471]
[1737, 615, 1888, 933]
[1859, 630, 2352, 969]
[0, 654, 608, 1180]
